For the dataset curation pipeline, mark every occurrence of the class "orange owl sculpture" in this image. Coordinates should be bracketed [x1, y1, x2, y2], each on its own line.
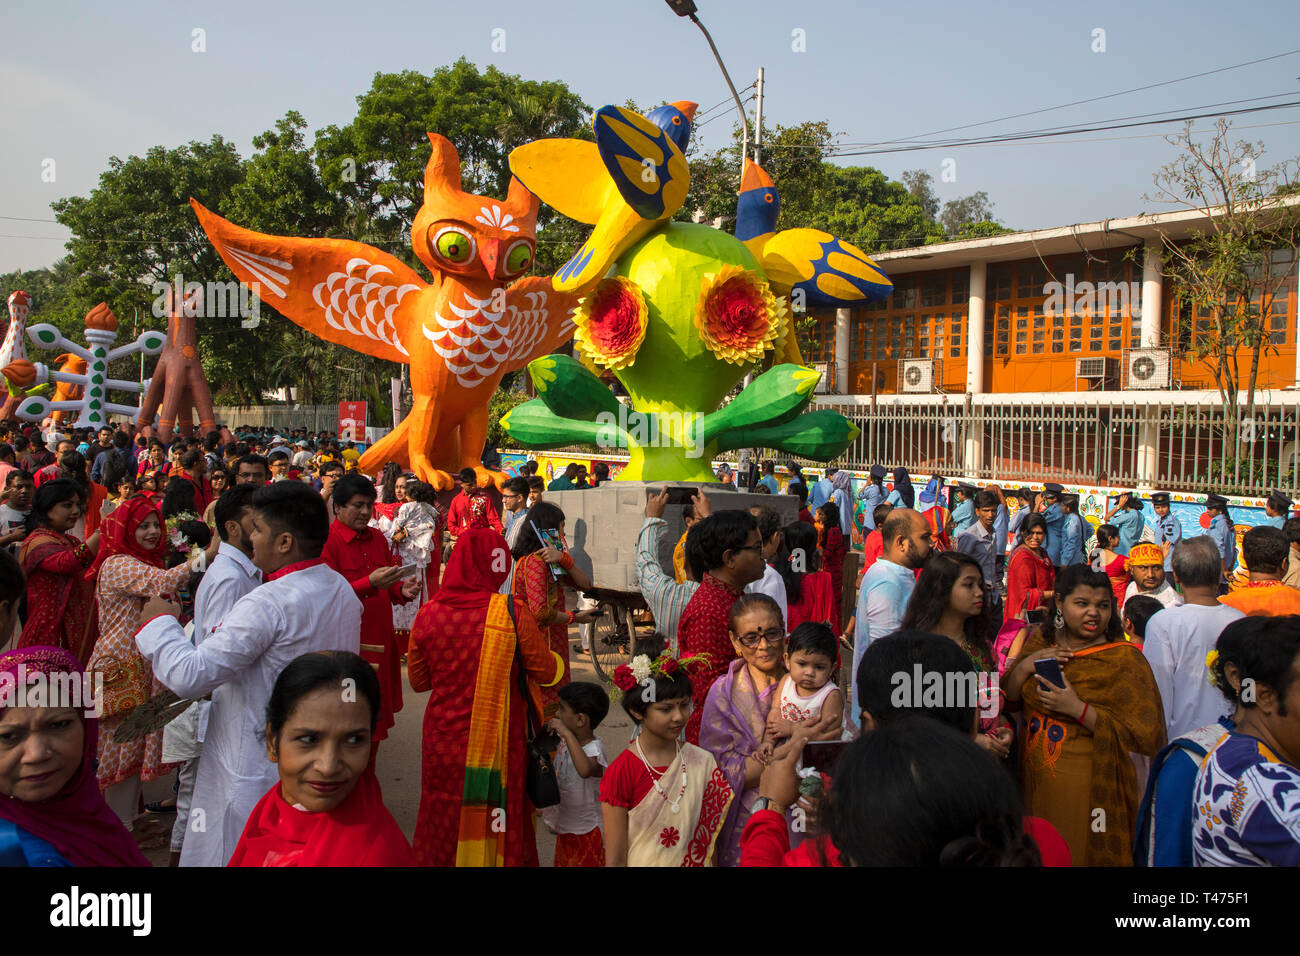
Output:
[192, 133, 583, 490]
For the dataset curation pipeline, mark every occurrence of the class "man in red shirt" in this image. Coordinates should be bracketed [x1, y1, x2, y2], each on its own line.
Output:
[321, 472, 418, 758]
[447, 467, 502, 542]
[677, 509, 766, 743]
[178, 447, 213, 513]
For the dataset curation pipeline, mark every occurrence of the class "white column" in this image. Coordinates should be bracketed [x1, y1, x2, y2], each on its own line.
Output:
[1136, 241, 1163, 487]
[834, 308, 851, 394]
[966, 261, 986, 394]
[1141, 240, 1163, 348]
[1294, 249, 1300, 387]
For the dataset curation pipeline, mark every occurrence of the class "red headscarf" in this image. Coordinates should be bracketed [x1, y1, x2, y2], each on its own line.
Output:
[85, 494, 166, 581]
[0, 646, 150, 867]
[428, 528, 512, 612]
[228, 771, 415, 867]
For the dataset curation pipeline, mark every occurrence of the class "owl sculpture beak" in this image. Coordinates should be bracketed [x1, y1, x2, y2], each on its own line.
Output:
[479, 237, 503, 279]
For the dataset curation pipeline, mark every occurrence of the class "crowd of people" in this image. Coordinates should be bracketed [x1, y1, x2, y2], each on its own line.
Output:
[1, 423, 1298, 869]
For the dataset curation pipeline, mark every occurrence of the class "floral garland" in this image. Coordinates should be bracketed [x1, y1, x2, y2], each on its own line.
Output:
[1205, 649, 1222, 689]
[612, 652, 710, 698]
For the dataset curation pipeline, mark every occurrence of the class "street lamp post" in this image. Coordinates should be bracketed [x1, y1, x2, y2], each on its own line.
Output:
[663, 0, 751, 166]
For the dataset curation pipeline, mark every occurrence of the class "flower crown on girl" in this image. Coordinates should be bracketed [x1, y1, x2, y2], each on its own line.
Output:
[612, 652, 709, 697]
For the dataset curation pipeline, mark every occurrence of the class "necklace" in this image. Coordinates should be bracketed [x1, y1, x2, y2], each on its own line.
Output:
[634, 738, 688, 814]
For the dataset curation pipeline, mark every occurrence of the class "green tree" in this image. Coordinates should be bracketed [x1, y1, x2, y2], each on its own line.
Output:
[314, 60, 590, 274]
[1144, 118, 1300, 446]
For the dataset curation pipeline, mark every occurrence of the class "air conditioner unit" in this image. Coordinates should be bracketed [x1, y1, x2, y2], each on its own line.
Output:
[899, 358, 940, 394]
[810, 362, 832, 394]
[1075, 356, 1117, 390]
[1123, 348, 1174, 390]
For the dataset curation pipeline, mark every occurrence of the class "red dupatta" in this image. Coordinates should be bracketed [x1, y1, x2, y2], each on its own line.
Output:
[228, 772, 415, 867]
[0, 646, 149, 867]
[85, 494, 166, 581]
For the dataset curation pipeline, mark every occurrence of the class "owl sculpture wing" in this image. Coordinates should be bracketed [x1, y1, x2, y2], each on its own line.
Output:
[191, 199, 424, 364]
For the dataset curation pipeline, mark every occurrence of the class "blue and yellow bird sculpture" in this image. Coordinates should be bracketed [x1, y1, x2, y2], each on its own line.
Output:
[511, 102, 696, 291]
[735, 158, 893, 344]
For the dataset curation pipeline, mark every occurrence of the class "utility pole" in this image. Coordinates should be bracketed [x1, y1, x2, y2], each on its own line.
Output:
[753, 67, 765, 166]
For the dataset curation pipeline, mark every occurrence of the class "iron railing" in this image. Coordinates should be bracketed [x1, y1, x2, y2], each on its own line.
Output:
[794, 396, 1300, 497]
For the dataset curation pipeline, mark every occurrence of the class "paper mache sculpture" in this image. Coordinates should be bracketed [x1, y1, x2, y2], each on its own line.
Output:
[0, 291, 32, 420]
[192, 134, 587, 490]
[500, 103, 893, 481]
[1, 302, 165, 430]
[135, 286, 226, 443]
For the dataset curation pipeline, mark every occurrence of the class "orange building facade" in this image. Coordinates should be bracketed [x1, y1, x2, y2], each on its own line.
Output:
[802, 205, 1299, 398]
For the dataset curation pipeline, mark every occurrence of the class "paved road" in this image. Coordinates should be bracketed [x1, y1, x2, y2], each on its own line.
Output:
[141, 625, 630, 866]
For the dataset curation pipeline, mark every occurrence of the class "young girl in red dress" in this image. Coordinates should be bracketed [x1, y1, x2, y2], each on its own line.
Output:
[815, 503, 848, 631]
[601, 654, 733, 866]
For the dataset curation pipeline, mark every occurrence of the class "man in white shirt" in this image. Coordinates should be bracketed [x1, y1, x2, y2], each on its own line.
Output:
[1143, 536, 1244, 739]
[135, 482, 362, 867]
[165, 483, 262, 865]
[853, 509, 933, 723]
[745, 506, 788, 627]
[291, 440, 313, 470]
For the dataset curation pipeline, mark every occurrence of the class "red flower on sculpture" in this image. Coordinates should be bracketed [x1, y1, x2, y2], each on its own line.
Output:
[612, 664, 638, 692]
[573, 276, 647, 371]
[659, 826, 680, 848]
[694, 265, 787, 366]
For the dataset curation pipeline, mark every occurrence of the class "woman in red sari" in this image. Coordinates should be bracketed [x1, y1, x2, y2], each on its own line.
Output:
[229, 651, 415, 867]
[507, 502, 597, 716]
[408, 529, 565, 866]
[1005, 512, 1055, 620]
[18, 479, 100, 663]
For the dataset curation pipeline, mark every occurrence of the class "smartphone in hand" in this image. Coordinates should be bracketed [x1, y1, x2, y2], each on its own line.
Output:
[1033, 657, 1066, 689]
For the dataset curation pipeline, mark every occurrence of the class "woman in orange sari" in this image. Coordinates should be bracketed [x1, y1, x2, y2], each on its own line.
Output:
[408, 529, 565, 866]
[507, 502, 597, 716]
[18, 479, 100, 662]
[1002, 565, 1166, 865]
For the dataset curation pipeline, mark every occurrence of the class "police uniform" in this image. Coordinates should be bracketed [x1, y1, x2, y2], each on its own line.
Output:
[1206, 493, 1236, 588]
[1152, 492, 1182, 583]
[1261, 490, 1292, 530]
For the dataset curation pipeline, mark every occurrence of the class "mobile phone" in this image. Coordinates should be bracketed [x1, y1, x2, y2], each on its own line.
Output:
[393, 563, 419, 578]
[802, 740, 849, 775]
[1025, 607, 1046, 626]
[661, 486, 698, 506]
[1033, 657, 1066, 689]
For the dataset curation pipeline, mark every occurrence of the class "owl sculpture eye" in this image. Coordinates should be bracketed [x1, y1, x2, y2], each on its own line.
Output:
[433, 227, 475, 265]
[503, 239, 534, 276]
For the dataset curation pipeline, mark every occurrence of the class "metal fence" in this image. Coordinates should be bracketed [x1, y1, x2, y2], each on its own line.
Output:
[208, 405, 340, 432]
[798, 397, 1300, 497]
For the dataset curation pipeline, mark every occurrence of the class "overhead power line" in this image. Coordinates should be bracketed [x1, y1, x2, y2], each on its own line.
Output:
[825, 99, 1300, 158]
[876, 47, 1300, 146]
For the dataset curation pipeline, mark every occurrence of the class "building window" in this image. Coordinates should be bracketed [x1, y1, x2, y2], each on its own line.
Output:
[921, 275, 945, 307]
[951, 270, 969, 303]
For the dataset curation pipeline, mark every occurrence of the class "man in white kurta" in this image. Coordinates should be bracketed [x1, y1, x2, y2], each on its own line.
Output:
[137, 560, 362, 866]
[166, 486, 264, 860]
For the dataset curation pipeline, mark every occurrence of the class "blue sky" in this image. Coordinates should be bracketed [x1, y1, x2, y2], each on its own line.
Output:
[3, 0, 1300, 272]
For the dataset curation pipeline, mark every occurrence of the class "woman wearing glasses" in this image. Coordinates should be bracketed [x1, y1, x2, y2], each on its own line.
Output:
[698, 593, 788, 866]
